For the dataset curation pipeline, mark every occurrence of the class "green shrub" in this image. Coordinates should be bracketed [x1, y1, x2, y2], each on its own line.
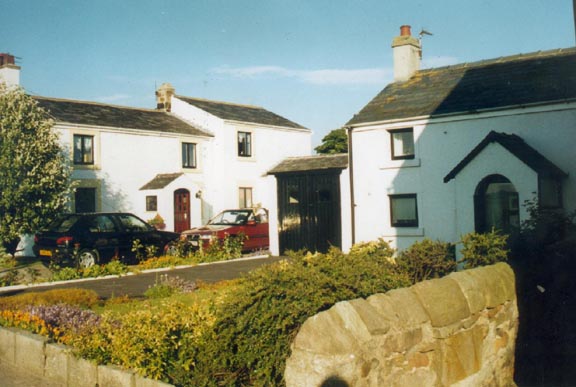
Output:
[184, 246, 410, 386]
[51, 260, 129, 281]
[396, 239, 457, 283]
[67, 300, 215, 381]
[459, 230, 509, 269]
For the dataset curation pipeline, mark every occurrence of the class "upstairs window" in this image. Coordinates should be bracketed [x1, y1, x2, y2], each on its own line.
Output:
[182, 142, 197, 169]
[73, 135, 94, 165]
[389, 128, 414, 160]
[389, 194, 418, 227]
[238, 131, 252, 157]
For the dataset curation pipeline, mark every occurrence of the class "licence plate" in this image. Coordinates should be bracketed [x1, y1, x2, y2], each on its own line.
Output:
[39, 249, 52, 257]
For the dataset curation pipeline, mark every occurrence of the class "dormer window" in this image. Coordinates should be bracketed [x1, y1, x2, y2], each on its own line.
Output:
[389, 128, 414, 160]
[238, 131, 252, 157]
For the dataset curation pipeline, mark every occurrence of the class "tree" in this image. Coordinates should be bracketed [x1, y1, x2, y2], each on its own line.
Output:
[0, 84, 71, 255]
[314, 127, 348, 154]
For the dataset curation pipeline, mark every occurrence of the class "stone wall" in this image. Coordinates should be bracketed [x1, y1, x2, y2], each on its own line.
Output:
[285, 263, 517, 387]
[0, 326, 174, 387]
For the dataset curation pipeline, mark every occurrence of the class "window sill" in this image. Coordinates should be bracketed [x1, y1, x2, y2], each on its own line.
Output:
[380, 158, 420, 170]
[73, 164, 100, 171]
[382, 227, 424, 237]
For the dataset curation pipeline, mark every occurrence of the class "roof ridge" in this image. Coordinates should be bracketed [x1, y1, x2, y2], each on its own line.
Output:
[176, 95, 264, 110]
[33, 95, 163, 113]
[420, 46, 576, 74]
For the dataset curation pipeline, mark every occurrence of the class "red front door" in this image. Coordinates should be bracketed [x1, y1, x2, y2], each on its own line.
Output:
[174, 189, 191, 233]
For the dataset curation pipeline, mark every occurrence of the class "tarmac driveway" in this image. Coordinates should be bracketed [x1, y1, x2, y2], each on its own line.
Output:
[0, 255, 286, 299]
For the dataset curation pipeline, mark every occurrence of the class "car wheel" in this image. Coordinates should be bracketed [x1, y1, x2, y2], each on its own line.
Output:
[78, 249, 99, 269]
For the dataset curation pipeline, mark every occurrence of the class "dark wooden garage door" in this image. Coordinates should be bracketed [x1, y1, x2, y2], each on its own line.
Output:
[277, 172, 341, 254]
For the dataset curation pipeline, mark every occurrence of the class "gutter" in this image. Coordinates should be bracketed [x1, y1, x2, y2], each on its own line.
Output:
[346, 126, 356, 246]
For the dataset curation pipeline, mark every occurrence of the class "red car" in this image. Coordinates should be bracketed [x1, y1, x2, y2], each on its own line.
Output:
[177, 208, 269, 253]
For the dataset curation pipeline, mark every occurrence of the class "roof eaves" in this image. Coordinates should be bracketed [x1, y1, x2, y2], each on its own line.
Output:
[444, 131, 568, 183]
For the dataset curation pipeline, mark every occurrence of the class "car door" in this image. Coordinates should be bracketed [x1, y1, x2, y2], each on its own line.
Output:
[242, 210, 269, 251]
[114, 213, 163, 261]
[85, 215, 121, 261]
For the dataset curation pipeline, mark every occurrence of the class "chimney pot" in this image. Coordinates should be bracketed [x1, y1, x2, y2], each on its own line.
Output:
[400, 25, 412, 36]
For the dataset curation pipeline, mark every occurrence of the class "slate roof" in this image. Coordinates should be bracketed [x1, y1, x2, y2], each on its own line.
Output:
[176, 95, 308, 130]
[140, 173, 184, 190]
[268, 154, 348, 175]
[34, 97, 211, 137]
[348, 47, 576, 125]
[444, 131, 568, 183]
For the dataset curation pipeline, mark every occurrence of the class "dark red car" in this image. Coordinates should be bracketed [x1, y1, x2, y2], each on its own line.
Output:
[177, 208, 269, 253]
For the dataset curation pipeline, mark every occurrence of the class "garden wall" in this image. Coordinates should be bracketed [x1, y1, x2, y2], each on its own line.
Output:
[0, 326, 173, 387]
[285, 263, 517, 387]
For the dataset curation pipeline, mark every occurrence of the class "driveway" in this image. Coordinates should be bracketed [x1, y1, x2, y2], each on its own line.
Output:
[0, 255, 286, 299]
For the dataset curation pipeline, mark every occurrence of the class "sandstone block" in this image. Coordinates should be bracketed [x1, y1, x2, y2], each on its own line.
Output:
[14, 330, 47, 376]
[291, 307, 359, 355]
[448, 270, 487, 314]
[334, 299, 390, 341]
[44, 342, 69, 384]
[385, 288, 430, 326]
[0, 327, 16, 363]
[68, 356, 98, 387]
[411, 278, 470, 327]
[135, 375, 175, 387]
[98, 364, 136, 387]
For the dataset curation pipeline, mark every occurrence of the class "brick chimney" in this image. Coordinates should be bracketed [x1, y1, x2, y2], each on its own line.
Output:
[0, 53, 21, 88]
[155, 83, 175, 112]
[392, 25, 421, 82]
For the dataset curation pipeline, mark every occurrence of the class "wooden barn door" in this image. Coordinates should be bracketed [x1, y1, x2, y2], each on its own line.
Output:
[277, 172, 341, 254]
[174, 189, 191, 232]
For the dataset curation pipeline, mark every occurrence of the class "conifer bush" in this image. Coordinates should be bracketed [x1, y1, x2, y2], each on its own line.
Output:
[396, 238, 457, 283]
[182, 246, 410, 386]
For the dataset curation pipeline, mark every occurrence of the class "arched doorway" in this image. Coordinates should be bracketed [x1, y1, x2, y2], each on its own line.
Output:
[174, 189, 191, 232]
[474, 174, 520, 235]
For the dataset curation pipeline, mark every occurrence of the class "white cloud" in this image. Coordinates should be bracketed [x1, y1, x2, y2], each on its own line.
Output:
[211, 65, 393, 86]
[95, 94, 132, 103]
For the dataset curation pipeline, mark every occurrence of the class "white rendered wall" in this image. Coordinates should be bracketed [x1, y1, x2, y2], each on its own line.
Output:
[171, 97, 312, 223]
[351, 103, 576, 251]
[0, 66, 20, 88]
[56, 124, 207, 230]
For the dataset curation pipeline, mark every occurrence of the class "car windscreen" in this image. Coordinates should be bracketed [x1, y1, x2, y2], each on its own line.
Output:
[116, 214, 153, 232]
[45, 215, 81, 232]
[209, 210, 252, 225]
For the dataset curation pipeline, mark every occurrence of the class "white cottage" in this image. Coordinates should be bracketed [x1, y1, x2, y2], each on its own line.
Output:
[3, 57, 311, 238]
[153, 83, 312, 231]
[347, 26, 576, 251]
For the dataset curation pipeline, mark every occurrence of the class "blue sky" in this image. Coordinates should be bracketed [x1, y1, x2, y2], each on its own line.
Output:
[2, 0, 574, 148]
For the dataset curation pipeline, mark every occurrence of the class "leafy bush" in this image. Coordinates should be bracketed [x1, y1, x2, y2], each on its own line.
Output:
[139, 234, 248, 270]
[67, 300, 215, 381]
[0, 288, 100, 310]
[50, 260, 129, 281]
[183, 246, 410, 386]
[138, 255, 187, 270]
[396, 239, 457, 283]
[459, 230, 509, 269]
